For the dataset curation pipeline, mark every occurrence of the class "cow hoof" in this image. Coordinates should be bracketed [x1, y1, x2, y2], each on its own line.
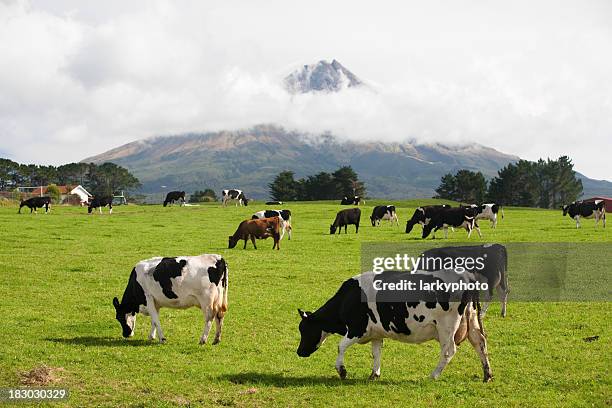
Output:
[483, 372, 493, 383]
[368, 373, 380, 381]
[212, 338, 220, 345]
[159, 338, 167, 344]
[337, 366, 347, 380]
[199, 338, 207, 345]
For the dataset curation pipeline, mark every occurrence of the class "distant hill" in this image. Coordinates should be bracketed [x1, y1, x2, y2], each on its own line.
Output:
[84, 125, 522, 199]
[576, 173, 612, 199]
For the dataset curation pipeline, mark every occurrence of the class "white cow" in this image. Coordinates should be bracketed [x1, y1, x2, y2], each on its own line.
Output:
[113, 254, 228, 344]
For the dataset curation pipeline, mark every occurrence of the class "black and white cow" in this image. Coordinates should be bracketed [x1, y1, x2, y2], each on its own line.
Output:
[222, 189, 249, 207]
[462, 203, 504, 229]
[112, 254, 228, 344]
[163, 191, 186, 207]
[421, 244, 509, 317]
[405, 205, 451, 234]
[297, 270, 492, 382]
[88, 196, 113, 214]
[422, 207, 480, 239]
[370, 205, 399, 226]
[252, 209, 292, 240]
[341, 196, 364, 205]
[18, 196, 51, 214]
[562, 200, 606, 228]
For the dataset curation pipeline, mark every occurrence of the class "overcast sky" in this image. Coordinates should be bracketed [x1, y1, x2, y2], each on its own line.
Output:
[1, 0, 611, 179]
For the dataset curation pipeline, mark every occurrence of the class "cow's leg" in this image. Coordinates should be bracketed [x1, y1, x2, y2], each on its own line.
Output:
[356, 223, 359, 233]
[369, 339, 383, 380]
[430, 322, 458, 379]
[146, 298, 165, 343]
[212, 306, 225, 345]
[492, 214, 497, 228]
[474, 221, 482, 237]
[109, 204, 113, 215]
[250, 235, 257, 249]
[467, 309, 493, 382]
[575, 216, 580, 228]
[148, 304, 160, 340]
[336, 336, 359, 379]
[199, 303, 215, 345]
[481, 285, 494, 318]
[467, 224, 473, 239]
[603, 212, 606, 228]
[444, 227, 449, 239]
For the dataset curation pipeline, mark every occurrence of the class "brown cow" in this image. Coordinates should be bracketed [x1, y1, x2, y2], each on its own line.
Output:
[228, 217, 281, 250]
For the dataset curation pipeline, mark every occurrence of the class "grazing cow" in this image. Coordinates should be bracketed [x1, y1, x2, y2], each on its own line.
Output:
[422, 207, 480, 239]
[222, 189, 249, 207]
[562, 200, 606, 228]
[370, 205, 399, 226]
[421, 244, 509, 317]
[297, 270, 492, 382]
[229, 217, 281, 250]
[88, 196, 113, 214]
[330, 208, 361, 234]
[163, 191, 186, 207]
[112, 254, 228, 344]
[252, 209, 292, 240]
[462, 204, 504, 228]
[18, 196, 51, 214]
[405, 205, 451, 234]
[341, 196, 364, 205]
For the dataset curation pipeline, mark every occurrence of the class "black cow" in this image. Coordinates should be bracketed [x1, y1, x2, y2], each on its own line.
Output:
[88, 196, 113, 214]
[330, 208, 361, 234]
[163, 191, 185, 207]
[422, 207, 480, 239]
[370, 205, 399, 226]
[420, 244, 509, 317]
[19, 196, 51, 214]
[405, 204, 451, 234]
[222, 189, 249, 207]
[562, 200, 606, 228]
[297, 270, 492, 382]
[341, 196, 364, 205]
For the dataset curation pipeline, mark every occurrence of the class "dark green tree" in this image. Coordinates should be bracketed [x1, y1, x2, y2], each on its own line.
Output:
[189, 189, 218, 203]
[268, 170, 299, 201]
[435, 169, 486, 203]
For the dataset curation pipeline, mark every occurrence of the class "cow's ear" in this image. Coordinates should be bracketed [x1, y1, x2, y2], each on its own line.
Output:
[113, 297, 120, 309]
[298, 309, 309, 319]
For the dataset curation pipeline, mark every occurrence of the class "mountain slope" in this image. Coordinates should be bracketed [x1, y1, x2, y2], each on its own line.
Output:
[83, 125, 520, 199]
[284, 59, 363, 94]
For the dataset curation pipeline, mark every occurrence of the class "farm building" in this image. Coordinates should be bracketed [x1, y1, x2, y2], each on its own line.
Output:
[18, 185, 92, 205]
[583, 197, 612, 212]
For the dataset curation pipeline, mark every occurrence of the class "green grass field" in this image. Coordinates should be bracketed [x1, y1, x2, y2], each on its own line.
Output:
[0, 200, 610, 407]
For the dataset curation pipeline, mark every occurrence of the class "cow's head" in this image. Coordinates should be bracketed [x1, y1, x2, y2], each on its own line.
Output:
[296, 309, 329, 357]
[406, 208, 425, 234]
[329, 224, 337, 234]
[228, 236, 239, 249]
[113, 297, 136, 338]
[242, 198, 249, 207]
[561, 204, 569, 216]
[87, 205, 94, 214]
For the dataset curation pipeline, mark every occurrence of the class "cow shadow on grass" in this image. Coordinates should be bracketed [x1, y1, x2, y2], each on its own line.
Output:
[220, 372, 407, 387]
[46, 336, 156, 347]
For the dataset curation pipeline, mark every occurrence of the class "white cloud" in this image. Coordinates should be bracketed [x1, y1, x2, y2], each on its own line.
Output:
[0, 0, 611, 180]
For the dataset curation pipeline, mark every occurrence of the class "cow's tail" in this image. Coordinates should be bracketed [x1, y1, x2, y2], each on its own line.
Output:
[472, 290, 487, 337]
[217, 259, 229, 316]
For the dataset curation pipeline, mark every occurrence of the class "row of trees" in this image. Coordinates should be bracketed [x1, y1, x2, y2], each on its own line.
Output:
[435, 156, 583, 208]
[268, 166, 366, 201]
[0, 158, 141, 197]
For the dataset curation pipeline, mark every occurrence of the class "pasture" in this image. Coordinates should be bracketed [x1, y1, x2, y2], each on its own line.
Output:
[0, 200, 610, 407]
